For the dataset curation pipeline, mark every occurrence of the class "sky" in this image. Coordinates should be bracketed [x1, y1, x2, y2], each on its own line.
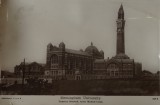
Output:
[0, 0, 159, 73]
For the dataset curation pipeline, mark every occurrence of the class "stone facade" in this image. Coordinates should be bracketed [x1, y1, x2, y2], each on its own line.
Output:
[45, 42, 104, 80]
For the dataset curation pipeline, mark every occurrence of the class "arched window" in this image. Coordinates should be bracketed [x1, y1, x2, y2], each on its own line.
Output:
[51, 54, 58, 64]
[107, 63, 119, 77]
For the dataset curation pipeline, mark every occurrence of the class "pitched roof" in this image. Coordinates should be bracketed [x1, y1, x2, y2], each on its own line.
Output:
[66, 48, 91, 56]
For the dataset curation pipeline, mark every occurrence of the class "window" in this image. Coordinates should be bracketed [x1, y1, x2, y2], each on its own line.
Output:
[115, 71, 118, 76]
[107, 63, 119, 71]
[51, 54, 58, 64]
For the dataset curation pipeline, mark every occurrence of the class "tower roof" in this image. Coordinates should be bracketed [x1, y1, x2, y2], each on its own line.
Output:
[118, 4, 124, 19]
[59, 42, 65, 45]
[119, 4, 124, 13]
[59, 42, 65, 47]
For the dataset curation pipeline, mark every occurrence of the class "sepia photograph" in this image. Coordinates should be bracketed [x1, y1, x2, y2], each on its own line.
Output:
[0, 0, 160, 104]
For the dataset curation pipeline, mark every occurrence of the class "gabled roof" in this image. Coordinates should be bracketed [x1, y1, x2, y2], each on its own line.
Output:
[20, 62, 45, 67]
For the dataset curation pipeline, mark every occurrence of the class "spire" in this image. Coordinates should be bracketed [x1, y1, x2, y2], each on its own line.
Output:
[119, 4, 124, 13]
[116, 4, 125, 55]
[118, 4, 124, 19]
[120, 4, 123, 9]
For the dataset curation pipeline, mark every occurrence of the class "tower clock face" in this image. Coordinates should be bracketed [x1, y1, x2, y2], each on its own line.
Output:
[117, 21, 122, 28]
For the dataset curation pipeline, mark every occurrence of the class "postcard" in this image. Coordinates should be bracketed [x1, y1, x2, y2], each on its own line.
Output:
[0, 0, 159, 105]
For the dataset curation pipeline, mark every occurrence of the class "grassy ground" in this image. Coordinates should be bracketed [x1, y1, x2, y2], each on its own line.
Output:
[54, 79, 160, 95]
[0, 79, 159, 95]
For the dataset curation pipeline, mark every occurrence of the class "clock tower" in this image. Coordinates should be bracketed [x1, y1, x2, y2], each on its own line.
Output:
[116, 4, 125, 55]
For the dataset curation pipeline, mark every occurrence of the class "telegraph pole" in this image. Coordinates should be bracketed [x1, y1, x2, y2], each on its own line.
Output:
[21, 58, 25, 93]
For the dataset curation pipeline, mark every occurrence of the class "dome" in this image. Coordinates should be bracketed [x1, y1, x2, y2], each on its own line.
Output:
[99, 50, 104, 59]
[100, 50, 104, 54]
[85, 42, 99, 55]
